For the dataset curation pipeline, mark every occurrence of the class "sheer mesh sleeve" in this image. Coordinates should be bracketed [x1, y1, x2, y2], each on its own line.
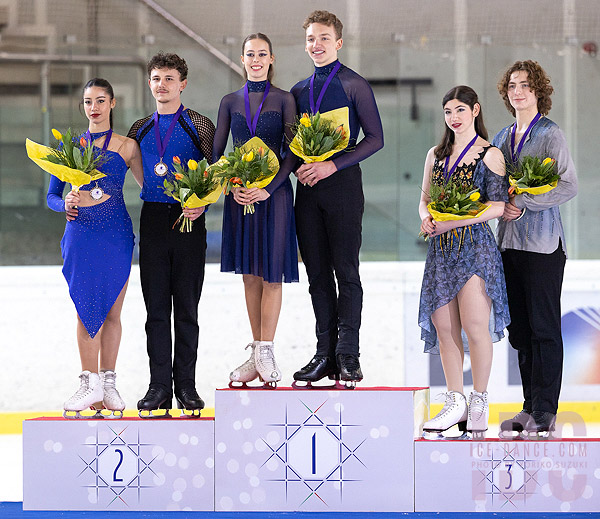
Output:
[265, 90, 297, 195]
[47, 175, 66, 212]
[334, 69, 384, 171]
[127, 115, 152, 142]
[188, 109, 216, 163]
[212, 96, 232, 163]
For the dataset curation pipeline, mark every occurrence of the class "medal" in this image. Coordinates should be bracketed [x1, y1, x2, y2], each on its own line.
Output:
[154, 104, 184, 177]
[90, 182, 104, 200]
[154, 161, 168, 176]
[84, 128, 112, 200]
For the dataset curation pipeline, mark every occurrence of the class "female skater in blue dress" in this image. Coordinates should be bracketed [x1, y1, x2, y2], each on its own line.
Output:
[212, 33, 299, 387]
[418, 86, 510, 438]
[46, 78, 143, 417]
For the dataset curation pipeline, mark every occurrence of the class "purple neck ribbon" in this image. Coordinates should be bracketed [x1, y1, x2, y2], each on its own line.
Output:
[443, 134, 479, 182]
[85, 128, 113, 153]
[511, 112, 542, 164]
[244, 81, 271, 138]
[309, 61, 341, 114]
[154, 104, 184, 160]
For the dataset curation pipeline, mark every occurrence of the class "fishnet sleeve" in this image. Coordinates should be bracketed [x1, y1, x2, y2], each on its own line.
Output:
[127, 115, 153, 142]
[188, 110, 216, 162]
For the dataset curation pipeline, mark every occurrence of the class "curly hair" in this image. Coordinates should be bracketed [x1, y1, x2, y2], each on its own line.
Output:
[147, 52, 188, 81]
[303, 10, 343, 40]
[497, 60, 553, 116]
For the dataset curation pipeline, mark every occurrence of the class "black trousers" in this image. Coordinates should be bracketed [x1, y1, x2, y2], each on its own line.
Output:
[294, 164, 364, 357]
[502, 244, 566, 414]
[139, 201, 206, 393]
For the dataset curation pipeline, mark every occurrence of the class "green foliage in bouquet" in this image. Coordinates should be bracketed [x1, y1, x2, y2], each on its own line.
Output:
[509, 156, 559, 191]
[211, 146, 273, 195]
[292, 112, 346, 157]
[44, 128, 106, 174]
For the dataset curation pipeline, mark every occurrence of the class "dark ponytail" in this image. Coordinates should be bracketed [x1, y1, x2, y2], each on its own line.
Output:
[81, 77, 115, 128]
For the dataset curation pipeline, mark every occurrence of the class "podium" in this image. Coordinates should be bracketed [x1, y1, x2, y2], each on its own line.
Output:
[214, 387, 428, 512]
[23, 417, 214, 511]
[415, 438, 600, 513]
[22, 388, 600, 513]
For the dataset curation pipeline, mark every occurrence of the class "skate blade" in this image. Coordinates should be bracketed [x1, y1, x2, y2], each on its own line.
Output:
[523, 430, 555, 440]
[63, 409, 104, 420]
[98, 409, 124, 419]
[468, 430, 488, 440]
[228, 381, 271, 390]
[138, 409, 171, 419]
[422, 430, 469, 440]
[340, 379, 360, 390]
[178, 409, 202, 418]
[498, 430, 525, 440]
[291, 380, 340, 390]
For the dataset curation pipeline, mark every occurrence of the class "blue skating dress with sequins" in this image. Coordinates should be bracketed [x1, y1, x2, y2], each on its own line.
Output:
[418, 147, 511, 354]
[46, 142, 134, 338]
[213, 80, 299, 283]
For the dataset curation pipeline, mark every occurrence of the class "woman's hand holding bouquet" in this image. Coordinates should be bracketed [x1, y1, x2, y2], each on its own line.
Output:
[211, 136, 279, 215]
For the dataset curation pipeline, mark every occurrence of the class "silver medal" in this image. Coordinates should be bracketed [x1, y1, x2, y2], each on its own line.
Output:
[90, 182, 104, 201]
[154, 161, 168, 176]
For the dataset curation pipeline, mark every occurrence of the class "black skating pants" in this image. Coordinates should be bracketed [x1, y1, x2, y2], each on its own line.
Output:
[502, 244, 566, 415]
[294, 164, 364, 358]
[139, 201, 206, 393]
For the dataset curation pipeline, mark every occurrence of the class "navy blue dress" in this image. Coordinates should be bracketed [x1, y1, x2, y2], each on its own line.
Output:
[213, 80, 299, 283]
[418, 147, 511, 354]
[47, 142, 134, 338]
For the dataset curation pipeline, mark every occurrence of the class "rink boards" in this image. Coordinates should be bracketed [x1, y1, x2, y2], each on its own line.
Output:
[23, 387, 600, 512]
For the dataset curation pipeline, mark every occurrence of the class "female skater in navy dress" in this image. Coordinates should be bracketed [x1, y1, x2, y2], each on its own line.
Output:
[46, 78, 143, 417]
[418, 86, 510, 438]
[212, 33, 299, 387]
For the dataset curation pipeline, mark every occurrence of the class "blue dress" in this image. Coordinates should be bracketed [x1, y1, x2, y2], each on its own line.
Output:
[418, 147, 511, 354]
[46, 143, 135, 338]
[213, 80, 299, 283]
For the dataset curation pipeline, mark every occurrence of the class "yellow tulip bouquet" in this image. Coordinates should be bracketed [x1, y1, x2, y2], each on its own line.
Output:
[508, 156, 559, 195]
[289, 106, 350, 165]
[427, 179, 488, 222]
[210, 136, 279, 215]
[420, 177, 490, 241]
[163, 157, 221, 232]
[26, 128, 107, 191]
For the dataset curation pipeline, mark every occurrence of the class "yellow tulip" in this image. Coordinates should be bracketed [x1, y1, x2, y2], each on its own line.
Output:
[243, 151, 254, 162]
[51, 129, 63, 141]
[469, 191, 480, 201]
[187, 159, 198, 171]
[542, 157, 554, 166]
[300, 117, 311, 128]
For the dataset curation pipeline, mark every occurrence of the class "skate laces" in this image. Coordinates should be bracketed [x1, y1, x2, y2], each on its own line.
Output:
[102, 371, 116, 389]
[68, 372, 99, 402]
[432, 392, 461, 420]
[339, 354, 360, 371]
[469, 392, 488, 420]
[257, 344, 276, 369]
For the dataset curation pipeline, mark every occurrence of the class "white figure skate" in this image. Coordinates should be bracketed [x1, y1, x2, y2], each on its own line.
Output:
[254, 341, 281, 389]
[467, 390, 488, 439]
[229, 342, 260, 388]
[63, 371, 104, 419]
[422, 391, 468, 440]
[98, 370, 125, 418]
